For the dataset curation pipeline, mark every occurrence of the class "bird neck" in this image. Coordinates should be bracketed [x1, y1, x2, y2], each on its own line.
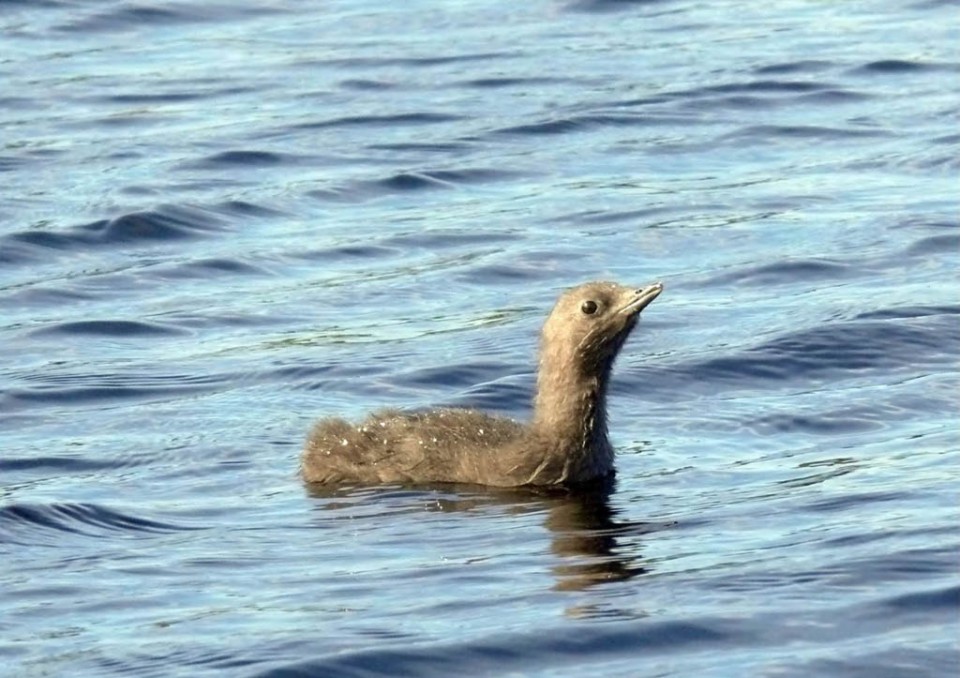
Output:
[531, 354, 612, 453]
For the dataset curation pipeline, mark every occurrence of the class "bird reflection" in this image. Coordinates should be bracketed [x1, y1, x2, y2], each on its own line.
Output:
[306, 476, 661, 592]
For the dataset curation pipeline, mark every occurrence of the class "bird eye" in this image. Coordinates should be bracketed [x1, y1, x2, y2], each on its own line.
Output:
[581, 300, 598, 315]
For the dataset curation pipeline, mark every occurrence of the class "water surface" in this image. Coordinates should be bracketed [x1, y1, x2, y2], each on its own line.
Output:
[1, 1, 958, 676]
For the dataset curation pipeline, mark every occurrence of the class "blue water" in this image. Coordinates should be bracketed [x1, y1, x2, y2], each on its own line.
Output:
[2, 1, 958, 676]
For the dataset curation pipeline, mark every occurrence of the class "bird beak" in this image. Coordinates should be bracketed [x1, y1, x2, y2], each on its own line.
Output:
[618, 281, 663, 317]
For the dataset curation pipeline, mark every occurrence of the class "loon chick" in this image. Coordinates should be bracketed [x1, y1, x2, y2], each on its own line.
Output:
[301, 280, 663, 487]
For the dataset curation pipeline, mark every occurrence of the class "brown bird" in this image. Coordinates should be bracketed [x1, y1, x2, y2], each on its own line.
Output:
[301, 280, 663, 487]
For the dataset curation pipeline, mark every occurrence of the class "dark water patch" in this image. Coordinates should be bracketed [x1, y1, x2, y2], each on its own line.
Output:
[313, 168, 521, 201]
[638, 315, 960, 395]
[490, 113, 679, 137]
[747, 408, 890, 435]
[803, 490, 915, 515]
[84, 84, 257, 119]
[57, 2, 283, 33]
[0, 455, 133, 474]
[777, 457, 864, 489]
[417, 168, 524, 184]
[29, 319, 187, 338]
[494, 118, 584, 136]
[214, 199, 286, 218]
[188, 150, 295, 168]
[798, 648, 958, 678]
[848, 59, 945, 75]
[0, 204, 227, 263]
[689, 94, 780, 110]
[838, 545, 958, 582]
[703, 79, 831, 95]
[378, 172, 459, 192]
[910, 0, 958, 8]
[58, 3, 198, 32]
[155, 256, 271, 280]
[22, 205, 223, 250]
[854, 305, 960, 321]
[295, 243, 401, 262]
[604, 79, 869, 114]
[102, 91, 214, 105]
[383, 228, 523, 250]
[339, 79, 396, 91]
[905, 233, 960, 256]
[366, 141, 474, 153]
[592, 94, 674, 110]
[564, 0, 677, 13]
[460, 76, 574, 89]
[262, 618, 745, 678]
[294, 113, 464, 131]
[373, 168, 518, 191]
[550, 204, 694, 226]
[0, 285, 95, 307]
[314, 52, 517, 70]
[891, 215, 957, 231]
[2, 371, 224, 410]
[876, 584, 960, 613]
[720, 124, 889, 144]
[0, 155, 37, 172]
[706, 259, 855, 286]
[165, 309, 303, 330]
[913, 151, 960, 172]
[85, 112, 170, 129]
[458, 262, 558, 284]
[4, 383, 202, 406]
[754, 60, 834, 75]
[0, 502, 201, 544]
[0, 0, 67, 7]
[795, 88, 871, 105]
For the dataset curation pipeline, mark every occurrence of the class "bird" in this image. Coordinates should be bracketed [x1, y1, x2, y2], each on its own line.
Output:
[301, 280, 663, 487]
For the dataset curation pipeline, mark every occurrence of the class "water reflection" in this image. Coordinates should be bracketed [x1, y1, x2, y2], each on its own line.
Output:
[306, 479, 659, 592]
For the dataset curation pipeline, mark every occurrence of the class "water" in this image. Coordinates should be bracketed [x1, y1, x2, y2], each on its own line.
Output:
[1, 1, 958, 676]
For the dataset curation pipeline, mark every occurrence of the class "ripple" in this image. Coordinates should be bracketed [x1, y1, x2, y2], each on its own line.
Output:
[878, 584, 960, 612]
[849, 59, 944, 75]
[382, 229, 522, 249]
[639, 312, 960, 395]
[1, 371, 225, 410]
[489, 112, 688, 137]
[754, 60, 834, 75]
[57, 3, 282, 33]
[156, 256, 271, 279]
[706, 259, 855, 286]
[394, 361, 515, 390]
[308, 168, 522, 201]
[720, 124, 889, 143]
[311, 52, 517, 69]
[294, 112, 465, 131]
[747, 409, 889, 436]
[0, 204, 227, 264]
[459, 76, 575, 89]
[189, 150, 294, 168]
[905, 234, 960, 256]
[564, 0, 676, 14]
[0, 502, 202, 545]
[29, 319, 188, 338]
[259, 618, 746, 678]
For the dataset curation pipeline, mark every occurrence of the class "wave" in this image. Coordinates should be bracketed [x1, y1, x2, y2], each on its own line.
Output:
[0, 502, 202, 546]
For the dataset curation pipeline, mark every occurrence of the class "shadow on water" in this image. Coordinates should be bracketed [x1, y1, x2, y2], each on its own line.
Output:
[306, 478, 660, 592]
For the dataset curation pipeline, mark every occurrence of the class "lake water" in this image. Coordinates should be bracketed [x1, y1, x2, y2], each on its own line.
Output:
[1, 1, 958, 676]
